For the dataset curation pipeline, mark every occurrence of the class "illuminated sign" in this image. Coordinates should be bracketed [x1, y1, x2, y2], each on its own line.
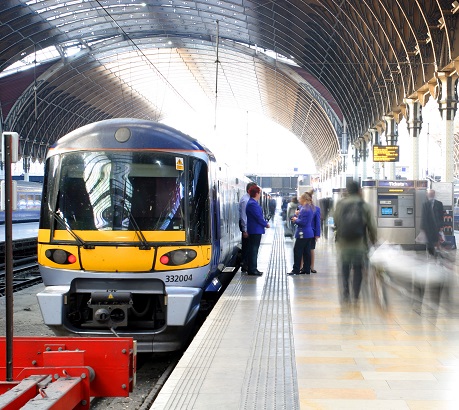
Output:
[379, 180, 414, 187]
[373, 145, 399, 162]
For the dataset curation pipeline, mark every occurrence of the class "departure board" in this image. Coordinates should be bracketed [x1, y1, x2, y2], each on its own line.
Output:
[373, 145, 399, 162]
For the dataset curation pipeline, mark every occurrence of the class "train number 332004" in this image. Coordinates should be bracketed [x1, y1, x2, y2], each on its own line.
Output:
[164, 274, 193, 282]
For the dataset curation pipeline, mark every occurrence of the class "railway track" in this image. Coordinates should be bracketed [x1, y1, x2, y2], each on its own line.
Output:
[0, 238, 41, 296]
[89, 290, 215, 408]
[0, 256, 41, 296]
[89, 352, 181, 409]
[0, 236, 226, 407]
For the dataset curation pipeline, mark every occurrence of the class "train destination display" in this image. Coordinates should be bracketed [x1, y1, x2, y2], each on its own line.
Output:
[373, 145, 399, 162]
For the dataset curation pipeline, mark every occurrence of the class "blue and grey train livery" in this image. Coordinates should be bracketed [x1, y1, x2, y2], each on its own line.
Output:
[36, 118, 246, 352]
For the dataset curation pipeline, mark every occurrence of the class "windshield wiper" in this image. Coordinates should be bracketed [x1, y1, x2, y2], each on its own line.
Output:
[121, 202, 151, 250]
[50, 211, 95, 249]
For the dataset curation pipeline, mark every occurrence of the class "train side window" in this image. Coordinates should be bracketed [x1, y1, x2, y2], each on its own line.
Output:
[188, 158, 209, 243]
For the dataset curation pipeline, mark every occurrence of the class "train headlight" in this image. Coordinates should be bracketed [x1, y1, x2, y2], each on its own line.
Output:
[45, 249, 77, 265]
[160, 249, 197, 266]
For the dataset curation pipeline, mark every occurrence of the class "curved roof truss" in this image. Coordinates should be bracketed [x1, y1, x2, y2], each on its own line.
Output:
[0, 1, 458, 171]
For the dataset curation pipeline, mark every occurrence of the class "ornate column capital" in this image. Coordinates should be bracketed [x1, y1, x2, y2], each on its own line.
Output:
[436, 71, 458, 121]
[403, 98, 423, 135]
[383, 115, 398, 145]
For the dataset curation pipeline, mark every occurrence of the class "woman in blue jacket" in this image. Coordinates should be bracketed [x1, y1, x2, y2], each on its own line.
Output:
[289, 192, 317, 275]
[246, 185, 270, 276]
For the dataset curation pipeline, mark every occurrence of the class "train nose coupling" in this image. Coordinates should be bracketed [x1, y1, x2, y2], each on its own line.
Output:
[88, 291, 133, 328]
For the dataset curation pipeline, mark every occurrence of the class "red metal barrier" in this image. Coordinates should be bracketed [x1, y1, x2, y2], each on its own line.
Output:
[0, 337, 136, 409]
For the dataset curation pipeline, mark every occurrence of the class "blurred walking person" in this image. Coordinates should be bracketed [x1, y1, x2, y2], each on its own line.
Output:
[334, 180, 377, 304]
[319, 196, 332, 239]
[309, 190, 321, 273]
[420, 189, 444, 256]
[285, 196, 299, 238]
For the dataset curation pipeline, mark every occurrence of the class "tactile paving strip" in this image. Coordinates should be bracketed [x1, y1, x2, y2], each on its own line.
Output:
[152, 218, 299, 409]
[239, 225, 299, 410]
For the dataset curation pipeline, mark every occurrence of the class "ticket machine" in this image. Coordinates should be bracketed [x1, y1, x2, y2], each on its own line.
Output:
[361, 180, 428, 246]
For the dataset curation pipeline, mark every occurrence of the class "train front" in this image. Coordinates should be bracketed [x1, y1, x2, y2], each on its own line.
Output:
[36, 120, 213, 352]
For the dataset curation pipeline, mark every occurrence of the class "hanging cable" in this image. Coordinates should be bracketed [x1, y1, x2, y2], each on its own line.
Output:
[214, 20, 220, 131]
[34, 44, 37, 121]
[93, 0, 193, 113]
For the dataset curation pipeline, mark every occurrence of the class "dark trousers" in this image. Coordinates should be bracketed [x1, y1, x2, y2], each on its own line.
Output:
[426, 241, 436, 256]
[341, 252, 364, 301]
[247, 234, 262, 273]
[293, 237, 313, 273]
[241, 234, 249, 268]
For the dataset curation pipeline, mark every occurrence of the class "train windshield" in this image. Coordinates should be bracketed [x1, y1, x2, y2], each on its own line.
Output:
[50, 151, 188, 232]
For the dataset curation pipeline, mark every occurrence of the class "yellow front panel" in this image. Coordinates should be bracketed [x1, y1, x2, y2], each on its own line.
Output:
[38, 229, 186, 243]
[38, 243, 155, 272]
[38, 230, 211, 272]
[79, 246, 156, 271]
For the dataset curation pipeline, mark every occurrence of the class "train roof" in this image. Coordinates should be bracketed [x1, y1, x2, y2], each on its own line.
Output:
[15, 180, 42, 188]
[48, 119, 215, 159]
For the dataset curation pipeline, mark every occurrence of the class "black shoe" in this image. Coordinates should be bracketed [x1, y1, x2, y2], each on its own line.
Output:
[247, 271, 263, 276]
[288, 270, 299, 275]
[241, 266, 248, 273]
[310, 269, 317, 273]
[299, 269, 310, 274]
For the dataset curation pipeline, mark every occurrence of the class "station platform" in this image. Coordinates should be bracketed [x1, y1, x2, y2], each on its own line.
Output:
[0, 221, 38, 242]
[152, 215, 459, 410]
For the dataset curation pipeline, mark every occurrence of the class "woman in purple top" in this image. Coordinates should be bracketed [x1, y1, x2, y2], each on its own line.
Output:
[289, 192, 316, 275]
[245, 185, 270, 276]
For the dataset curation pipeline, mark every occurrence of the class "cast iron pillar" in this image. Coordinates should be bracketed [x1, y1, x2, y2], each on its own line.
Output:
[23, 157, 30, 182]
[436, 71, 458, 183]
[340, 117, 348, 188]
[353, 141, 360, 182]
[384, 115, 398, 180]
[369, 128, 380, 180]
[359, 136, 369, 181]
[404, 98, 423, 180]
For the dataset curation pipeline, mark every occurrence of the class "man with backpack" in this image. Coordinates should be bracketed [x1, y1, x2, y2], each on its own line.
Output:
[334, 180, 377, 304]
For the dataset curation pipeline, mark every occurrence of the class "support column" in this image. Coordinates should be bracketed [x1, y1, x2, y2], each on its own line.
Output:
[370, 128, 380, 181]
[339, 154, 347, 188]
[359, 137, 368, 181]
[353, 142, 360, 182]
[340, 117, 348, 188]
[23, 157, 30, 182]
[436, 71, 458, 183]
[384, 115, 398, 180]
[404, 98, 423, 180]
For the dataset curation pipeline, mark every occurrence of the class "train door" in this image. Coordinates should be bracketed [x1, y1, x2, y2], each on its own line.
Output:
[219, 164, 231, 260]
[209, 164, 221, 272]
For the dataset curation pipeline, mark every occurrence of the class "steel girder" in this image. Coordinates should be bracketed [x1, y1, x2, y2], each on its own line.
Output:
[0, 1, 457, 171]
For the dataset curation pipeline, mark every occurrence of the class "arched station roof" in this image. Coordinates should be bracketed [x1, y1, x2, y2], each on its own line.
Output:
[0, 1, 458, 171]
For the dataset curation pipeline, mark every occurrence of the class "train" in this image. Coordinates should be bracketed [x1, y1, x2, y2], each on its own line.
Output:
[0, 180, 42, 223]
[36, 118, 250, 352]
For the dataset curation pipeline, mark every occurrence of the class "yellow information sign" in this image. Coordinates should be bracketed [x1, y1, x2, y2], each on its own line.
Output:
[373, 145, 399, 162]
[176, 157, 184, 170]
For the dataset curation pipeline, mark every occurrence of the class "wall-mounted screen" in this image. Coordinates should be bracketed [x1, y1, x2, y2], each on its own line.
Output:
[381, 206, 393, 216]
[373, 145, 399, 162]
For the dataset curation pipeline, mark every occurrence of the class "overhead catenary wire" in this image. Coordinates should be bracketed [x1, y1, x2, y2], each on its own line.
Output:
[93, 0, 194, 114]
[214, 20, 220, 131]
